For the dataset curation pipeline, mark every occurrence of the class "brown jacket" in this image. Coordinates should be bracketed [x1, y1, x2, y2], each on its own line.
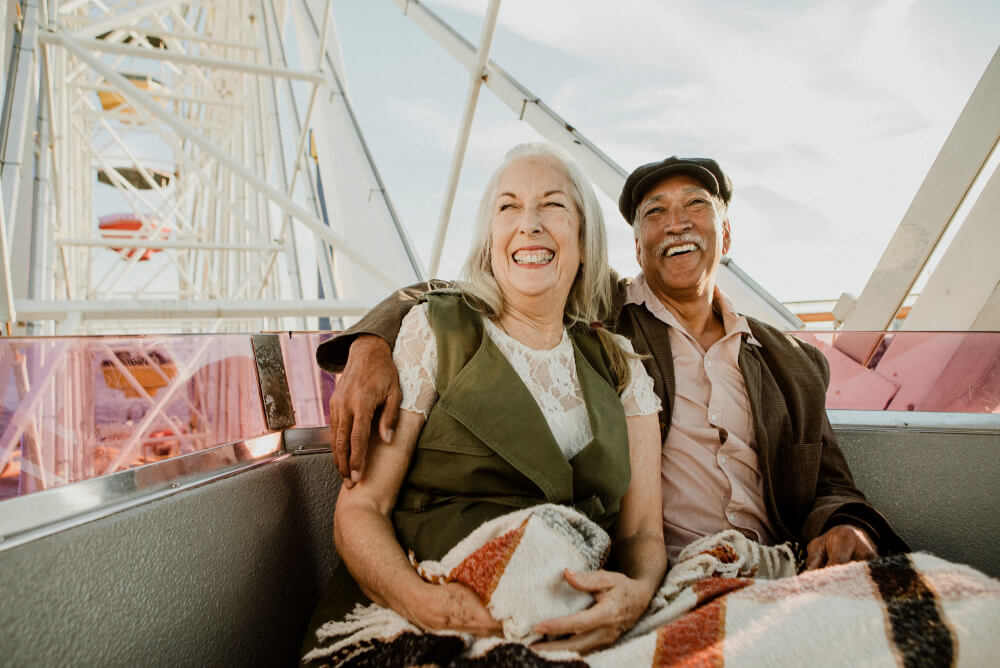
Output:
[317, 278, 908, 554]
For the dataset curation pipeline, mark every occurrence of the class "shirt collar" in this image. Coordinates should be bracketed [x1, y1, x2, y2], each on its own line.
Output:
[625, 273, 762, 347]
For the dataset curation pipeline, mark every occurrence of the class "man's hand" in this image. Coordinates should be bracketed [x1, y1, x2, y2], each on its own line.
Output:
[531, 569, 652, 654]
[805, 524, 878, 570]
[327, 335, 401, 487]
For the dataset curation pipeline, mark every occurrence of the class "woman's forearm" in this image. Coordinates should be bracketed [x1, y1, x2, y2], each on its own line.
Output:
[332, 409, 431, 615]
[614, 531, 667, 600]
[334, 500, 428, 613]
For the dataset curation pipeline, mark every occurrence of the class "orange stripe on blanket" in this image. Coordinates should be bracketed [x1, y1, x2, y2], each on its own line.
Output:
[653, 600, 727, 668]
[448, 519, 528, 604]
[693, 577, 752, 605]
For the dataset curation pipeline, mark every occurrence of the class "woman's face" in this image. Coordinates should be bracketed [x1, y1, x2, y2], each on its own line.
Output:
[489, 156, 582, 311]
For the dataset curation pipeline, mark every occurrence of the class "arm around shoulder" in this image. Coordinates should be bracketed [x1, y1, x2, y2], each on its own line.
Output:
[316, 281, 434, 373]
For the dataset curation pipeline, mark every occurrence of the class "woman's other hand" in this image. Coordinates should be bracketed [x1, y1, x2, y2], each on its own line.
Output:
[404, 582, 502, 636]
[531, 568, 653, 653]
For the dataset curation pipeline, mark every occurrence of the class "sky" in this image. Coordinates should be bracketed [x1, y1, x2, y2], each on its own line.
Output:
[325, 0, 999, 305]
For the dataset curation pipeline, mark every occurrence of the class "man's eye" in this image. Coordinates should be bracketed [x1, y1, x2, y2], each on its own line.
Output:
[689, 199, 706, 206]
[645, 207, 663, 216]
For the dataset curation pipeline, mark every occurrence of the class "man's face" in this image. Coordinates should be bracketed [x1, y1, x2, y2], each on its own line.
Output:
[633, 173, 731, 303]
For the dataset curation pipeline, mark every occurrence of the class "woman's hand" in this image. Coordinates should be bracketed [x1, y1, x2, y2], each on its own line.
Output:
[531, 568, 654, 653]
[403, 582, 502, 636]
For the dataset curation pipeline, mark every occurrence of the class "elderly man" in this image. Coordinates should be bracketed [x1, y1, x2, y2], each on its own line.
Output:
[317, 156, 906, 568]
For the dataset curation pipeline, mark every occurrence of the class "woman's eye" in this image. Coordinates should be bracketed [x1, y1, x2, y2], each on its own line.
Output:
[499, 203, 514, 211]
[545, 201, 566, 208]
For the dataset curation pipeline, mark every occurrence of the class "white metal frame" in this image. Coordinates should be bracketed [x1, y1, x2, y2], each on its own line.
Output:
[2, 0, 423, 334]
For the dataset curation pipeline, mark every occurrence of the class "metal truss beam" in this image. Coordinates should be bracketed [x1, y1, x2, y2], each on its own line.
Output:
[42, 29, 398, 289]
[17, 298, 372, 320]
[65, 36, 325, 82]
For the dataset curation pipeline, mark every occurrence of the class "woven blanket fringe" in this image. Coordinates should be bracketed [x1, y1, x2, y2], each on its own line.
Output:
[303, 602, 468, 662]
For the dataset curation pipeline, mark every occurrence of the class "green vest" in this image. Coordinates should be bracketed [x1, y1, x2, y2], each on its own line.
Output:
[392, 293, 631, 561]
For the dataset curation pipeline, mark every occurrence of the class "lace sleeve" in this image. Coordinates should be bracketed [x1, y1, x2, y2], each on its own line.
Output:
[392, 303, 438, 416]
[614, 334, 661, 417]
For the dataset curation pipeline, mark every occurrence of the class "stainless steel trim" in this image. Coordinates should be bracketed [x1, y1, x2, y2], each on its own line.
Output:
[0, 432, 286, 552]
[252, 334, 296, 429]
[829, 409, 1000, 433]
[284, 425, 331, 454]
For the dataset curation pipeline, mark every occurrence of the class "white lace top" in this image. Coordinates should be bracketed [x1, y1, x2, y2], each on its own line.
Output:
[394, 303, 661, 460]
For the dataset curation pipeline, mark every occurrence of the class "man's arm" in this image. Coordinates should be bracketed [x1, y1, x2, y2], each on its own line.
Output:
[799, 345, 909, 567]
[316, 282, 431, 373]
[317, 281, 446, 486]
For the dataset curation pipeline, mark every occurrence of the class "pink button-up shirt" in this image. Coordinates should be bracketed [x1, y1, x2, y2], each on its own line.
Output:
[626, 274, 778, 562]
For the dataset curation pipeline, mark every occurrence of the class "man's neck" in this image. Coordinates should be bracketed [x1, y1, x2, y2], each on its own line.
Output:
[654, 283, 726, 352]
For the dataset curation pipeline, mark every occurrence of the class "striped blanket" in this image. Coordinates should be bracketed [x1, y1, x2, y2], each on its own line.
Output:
[304, 504, 1000, 667]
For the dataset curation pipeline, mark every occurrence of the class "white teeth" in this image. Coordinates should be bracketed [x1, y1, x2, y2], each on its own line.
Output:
[513, 250, 554, 265]
[666, 243, 698, 257]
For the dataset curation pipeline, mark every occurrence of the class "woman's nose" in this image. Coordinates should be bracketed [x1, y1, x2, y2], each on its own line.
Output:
[518, 210, 543, 235]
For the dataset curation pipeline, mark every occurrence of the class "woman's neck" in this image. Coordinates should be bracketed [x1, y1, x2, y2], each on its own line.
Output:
[495, 305, 565, 350]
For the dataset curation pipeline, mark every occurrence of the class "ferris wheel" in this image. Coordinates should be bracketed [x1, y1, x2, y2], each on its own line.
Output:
[1, 0, 427, 334]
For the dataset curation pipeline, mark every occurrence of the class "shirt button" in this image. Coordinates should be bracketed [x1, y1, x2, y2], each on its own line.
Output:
[727, 512, 737, 523]
[706, 360, 713, 369]
[719, 454, 728, 464]
[710, 413, 719, 422]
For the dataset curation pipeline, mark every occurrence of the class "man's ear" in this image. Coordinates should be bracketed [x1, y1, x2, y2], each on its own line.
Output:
[634, 235, 642, 265]
[722, 218, 732, 255]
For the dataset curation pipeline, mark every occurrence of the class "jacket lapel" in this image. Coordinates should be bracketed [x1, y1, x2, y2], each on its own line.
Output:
[438, 333, 573, 502]
[738, 341, 765, 451]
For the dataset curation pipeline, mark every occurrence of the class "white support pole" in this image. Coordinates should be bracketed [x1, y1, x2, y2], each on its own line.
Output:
[1, 0, 40, 233]
[71, 0, 204, 40]
[901, 163, 1000, 331]
[263, 0, 330, 304]
[65, 36, 326, 82]
[427, 0, 500, 277]
[44, 30, 399, 288]
[285, 0, 332, 199]
[16, 298, 375, 320]
[55, 237, 283, 251]
[0, 188, 16, 323]
[840, 47, 1000, 333]
[392, 0, 626, 201]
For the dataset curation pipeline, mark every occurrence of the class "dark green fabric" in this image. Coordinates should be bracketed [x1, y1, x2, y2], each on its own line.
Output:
[391, 292, 631, 561]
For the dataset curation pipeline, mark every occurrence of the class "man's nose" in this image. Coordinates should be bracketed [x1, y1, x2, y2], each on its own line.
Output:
[663, 207, 692, 233]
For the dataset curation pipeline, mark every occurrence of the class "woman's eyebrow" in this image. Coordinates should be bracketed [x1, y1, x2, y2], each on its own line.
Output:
[543, 190, 567, 197]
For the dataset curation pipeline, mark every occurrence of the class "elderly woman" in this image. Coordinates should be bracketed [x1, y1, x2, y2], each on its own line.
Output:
[305, 143, 664, 659]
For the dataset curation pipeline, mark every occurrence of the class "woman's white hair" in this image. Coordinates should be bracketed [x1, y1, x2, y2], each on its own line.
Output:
[458, 142, 611, 328]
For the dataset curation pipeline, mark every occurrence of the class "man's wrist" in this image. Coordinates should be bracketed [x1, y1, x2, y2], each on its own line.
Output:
[823, 514, 879, 544]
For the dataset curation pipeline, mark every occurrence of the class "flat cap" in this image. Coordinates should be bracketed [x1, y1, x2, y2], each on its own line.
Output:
[618, 156, 732, 224]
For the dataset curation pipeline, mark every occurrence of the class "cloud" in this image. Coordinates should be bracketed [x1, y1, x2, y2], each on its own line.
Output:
[354, 0, 999, 299]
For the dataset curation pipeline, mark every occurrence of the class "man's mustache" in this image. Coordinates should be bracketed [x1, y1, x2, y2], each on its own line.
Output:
[654, 233, 706, 257]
